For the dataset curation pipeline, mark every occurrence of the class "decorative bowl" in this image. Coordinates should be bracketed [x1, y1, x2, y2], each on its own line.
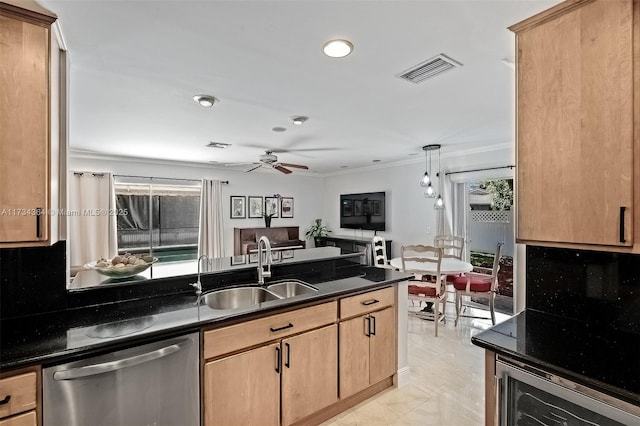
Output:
[85, 258, 158, 279]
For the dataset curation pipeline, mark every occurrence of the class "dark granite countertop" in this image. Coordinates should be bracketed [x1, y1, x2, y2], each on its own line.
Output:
[69, 247, 363, 291]
[1, 267, 410, 370]
[471, 309, 640, 406]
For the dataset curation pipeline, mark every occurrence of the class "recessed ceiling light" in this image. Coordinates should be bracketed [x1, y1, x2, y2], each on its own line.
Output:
[291, 116, 308, 125]
[323, 39, 353, 58]
[272, 127, 287, 132]
[193, 94, 218, 107]
[206, 142, 231, 149]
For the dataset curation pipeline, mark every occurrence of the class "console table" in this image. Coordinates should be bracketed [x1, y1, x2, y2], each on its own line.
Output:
[320, 235, 392, 266]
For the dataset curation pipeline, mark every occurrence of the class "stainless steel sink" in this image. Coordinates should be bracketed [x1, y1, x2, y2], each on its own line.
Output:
[201, 287, 280, 310]
[266, 280, 318, 298]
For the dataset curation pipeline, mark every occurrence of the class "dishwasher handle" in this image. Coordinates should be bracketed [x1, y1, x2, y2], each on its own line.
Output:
[53, 338, 193, 381]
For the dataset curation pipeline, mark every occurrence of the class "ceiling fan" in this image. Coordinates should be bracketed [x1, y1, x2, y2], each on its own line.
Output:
[224, 150, 309, 174]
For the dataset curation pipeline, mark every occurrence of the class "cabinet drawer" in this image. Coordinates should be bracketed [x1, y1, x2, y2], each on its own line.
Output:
[204, 301, 337, 359]
[0, 411, 36, 426]
[340, 287, 394, 319]
[0, 373, 36, 419]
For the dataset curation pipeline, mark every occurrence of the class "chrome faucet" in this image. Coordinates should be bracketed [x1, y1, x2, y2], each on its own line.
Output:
[257, 236, 272, 284]
[190, 254, 209, 295]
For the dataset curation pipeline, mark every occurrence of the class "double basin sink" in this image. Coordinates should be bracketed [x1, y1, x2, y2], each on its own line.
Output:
[201, 279, 318, 310]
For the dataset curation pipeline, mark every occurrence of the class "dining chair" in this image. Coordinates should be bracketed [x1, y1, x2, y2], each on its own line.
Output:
[434, 234, 466, 290]
[371, 236, 393, 269]
[433, 235, 465, 260]
[401, 245, 446, 336]
[453, 242, 503, 326]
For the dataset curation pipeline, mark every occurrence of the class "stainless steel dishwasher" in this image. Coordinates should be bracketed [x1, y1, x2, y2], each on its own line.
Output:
[43, 332, 199, 426]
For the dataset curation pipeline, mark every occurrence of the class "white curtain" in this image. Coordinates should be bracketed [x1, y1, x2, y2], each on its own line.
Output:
[198, 179, 224, 259]
[436, 172, 454, 236]
[69, 172, 117, 266]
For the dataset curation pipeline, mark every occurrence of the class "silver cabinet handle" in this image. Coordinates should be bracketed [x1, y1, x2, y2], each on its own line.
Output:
[494, 376, 502, 426]
[53, 338, 192, 380]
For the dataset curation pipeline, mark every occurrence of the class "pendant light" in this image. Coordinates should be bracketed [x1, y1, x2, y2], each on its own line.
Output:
[421, 144, 440, 198]
[434, 145, 444, 210]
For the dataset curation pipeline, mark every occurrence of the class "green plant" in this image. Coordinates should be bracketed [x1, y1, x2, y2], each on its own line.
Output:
[305, 218, 331, 239]
[480, 179, 513, 211]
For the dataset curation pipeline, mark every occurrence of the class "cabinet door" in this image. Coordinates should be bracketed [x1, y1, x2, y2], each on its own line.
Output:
[0, 15, 49, 243]
[281, 325, 338, 425]
[339, 315, 370, 398]
[516, 0, 634, 246]
[203, 343, 280, 426]
[369, 307, 397, 384]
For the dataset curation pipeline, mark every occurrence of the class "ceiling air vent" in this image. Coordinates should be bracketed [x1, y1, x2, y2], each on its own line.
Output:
[397, 54, 463, 84]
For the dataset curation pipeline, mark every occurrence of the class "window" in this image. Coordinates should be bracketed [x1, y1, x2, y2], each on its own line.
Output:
[114, 180, 201, 262]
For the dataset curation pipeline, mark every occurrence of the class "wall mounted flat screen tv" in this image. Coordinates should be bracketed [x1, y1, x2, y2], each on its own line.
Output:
[340, 192, 386, 231]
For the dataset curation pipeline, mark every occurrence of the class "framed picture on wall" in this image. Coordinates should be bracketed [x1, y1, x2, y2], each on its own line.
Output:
[230, 196, 246, 219]
[280, 197, 294, 218]
[264, 196, 279, 217]
[248, 196, 263, 218]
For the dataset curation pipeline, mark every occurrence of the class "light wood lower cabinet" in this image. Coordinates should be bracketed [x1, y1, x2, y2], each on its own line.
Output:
[204, 325, 338, 426]
[0, 367, 39, 426]
[339, 306, 396, 399]
[281, 325, 338, 425]
[204, 342, 280, 426]
[0, 412, 36, 426]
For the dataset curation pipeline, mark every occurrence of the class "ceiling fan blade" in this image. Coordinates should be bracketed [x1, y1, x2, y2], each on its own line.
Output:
[245, 164, 263, 173]
[279, 163, 309, 170]
[274, 165, 292, 174]
[224, 162, 260, 167]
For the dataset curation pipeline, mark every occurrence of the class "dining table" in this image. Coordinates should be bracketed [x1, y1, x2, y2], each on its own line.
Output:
[389, 256, 473, 320]
[388, 257, 473, 276]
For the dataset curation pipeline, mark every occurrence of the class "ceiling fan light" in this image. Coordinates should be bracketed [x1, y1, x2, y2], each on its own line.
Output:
[323, 39, 354, 58]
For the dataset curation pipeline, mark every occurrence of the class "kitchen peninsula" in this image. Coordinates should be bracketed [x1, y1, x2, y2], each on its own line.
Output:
[1, 246, 412, 425]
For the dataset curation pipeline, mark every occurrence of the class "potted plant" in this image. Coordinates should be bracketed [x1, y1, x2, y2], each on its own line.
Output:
[305, 218, 331, 247]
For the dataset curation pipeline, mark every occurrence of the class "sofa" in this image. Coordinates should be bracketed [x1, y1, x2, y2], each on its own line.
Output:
[233, 226, 306, 255]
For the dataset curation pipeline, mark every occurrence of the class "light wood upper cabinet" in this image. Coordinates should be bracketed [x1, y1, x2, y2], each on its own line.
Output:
[281, 325, 338, 426]
[511, 0, 637, 249]
[0, 3, 57, 247]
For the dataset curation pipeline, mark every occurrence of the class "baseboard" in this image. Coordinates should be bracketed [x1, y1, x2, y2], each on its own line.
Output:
[394, 366, 411, 387]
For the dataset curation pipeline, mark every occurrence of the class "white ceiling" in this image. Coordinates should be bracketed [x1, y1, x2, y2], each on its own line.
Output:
[41, 0, 559, 174]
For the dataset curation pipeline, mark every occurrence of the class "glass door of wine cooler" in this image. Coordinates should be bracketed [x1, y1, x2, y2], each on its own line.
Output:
[496, 360, 640, 426]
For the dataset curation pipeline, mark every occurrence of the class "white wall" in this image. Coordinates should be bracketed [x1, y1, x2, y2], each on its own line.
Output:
[69, 154, 325, 256]
[322, 145, 513, 258]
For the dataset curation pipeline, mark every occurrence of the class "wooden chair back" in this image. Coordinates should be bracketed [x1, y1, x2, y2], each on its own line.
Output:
[371, 236, 390, 268]
[400, 245, 442, 279]
[433, 235, 465, 260]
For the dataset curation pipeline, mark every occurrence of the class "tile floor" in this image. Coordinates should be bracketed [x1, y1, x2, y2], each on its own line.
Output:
[321, 301, 511, 426]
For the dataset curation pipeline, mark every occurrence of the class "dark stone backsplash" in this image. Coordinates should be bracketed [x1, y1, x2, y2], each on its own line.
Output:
[1, 242, 363, 320]
[0, 241, 68, 319]
[526, 246, 640, 334]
